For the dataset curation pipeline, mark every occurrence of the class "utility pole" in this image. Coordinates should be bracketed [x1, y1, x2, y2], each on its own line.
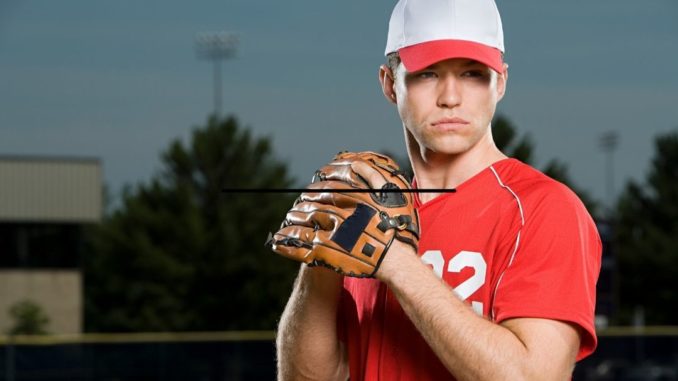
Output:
[195, 31, 238, 118]
[599, 130, 619, 215]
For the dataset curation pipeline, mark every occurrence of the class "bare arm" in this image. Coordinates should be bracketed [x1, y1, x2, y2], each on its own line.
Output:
[276, 264, 349, 381]
[378, 242, 580, 381]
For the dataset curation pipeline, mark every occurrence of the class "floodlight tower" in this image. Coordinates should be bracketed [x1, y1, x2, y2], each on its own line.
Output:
[599, 130, 619, 213]
[195, 31, 239, 118]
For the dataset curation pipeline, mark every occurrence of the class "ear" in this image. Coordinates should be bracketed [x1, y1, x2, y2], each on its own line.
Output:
[379, 65, 397, 104]
[496, 62, 509, 102]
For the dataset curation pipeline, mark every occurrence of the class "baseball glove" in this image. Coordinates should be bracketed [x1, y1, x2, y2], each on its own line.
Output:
[267, 151, 419, 278]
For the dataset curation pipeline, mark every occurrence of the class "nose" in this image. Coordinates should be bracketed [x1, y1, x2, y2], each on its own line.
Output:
[436, 76, 461, 109]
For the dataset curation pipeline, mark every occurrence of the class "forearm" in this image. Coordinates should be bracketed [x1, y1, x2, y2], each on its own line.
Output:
[276, 264, 348, 381]
[379, 245, 576, 381]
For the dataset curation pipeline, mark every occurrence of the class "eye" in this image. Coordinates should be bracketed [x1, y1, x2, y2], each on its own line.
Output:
[404, 70, 438, 84]
[462, 70, 485, 78]
[415, 71, 437, 79]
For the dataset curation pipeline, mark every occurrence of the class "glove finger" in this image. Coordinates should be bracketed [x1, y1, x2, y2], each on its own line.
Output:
[271, 226, 367, 273]
[300, 181, 368, 208]
[270, 226, 316, 264]
[285, 201, 351, 231]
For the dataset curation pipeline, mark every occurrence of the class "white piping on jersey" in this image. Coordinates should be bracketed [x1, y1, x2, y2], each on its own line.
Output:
[488, 165, 525, 320]
[489, 166, 525, 225]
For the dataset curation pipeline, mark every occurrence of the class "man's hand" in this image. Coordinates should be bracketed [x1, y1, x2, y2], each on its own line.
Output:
[268, 151, 419, 277]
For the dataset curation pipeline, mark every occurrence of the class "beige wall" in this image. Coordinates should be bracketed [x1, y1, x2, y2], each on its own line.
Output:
[0, 270, 82, 334]
[0, 158, 101, 223]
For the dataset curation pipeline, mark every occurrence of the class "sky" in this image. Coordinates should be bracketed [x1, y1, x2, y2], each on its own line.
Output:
[1, 0, 677, 208]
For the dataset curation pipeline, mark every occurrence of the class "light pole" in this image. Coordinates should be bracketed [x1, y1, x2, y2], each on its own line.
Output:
[599, 130, 619, 214]
[195, 31, 238, 118]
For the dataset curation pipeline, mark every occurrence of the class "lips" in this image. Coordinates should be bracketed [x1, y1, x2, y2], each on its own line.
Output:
[430, 117, 470, 133]
[432, 117, 470, 125]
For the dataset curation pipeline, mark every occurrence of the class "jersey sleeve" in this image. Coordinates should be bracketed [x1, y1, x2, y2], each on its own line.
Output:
[492, 183, 602, 361]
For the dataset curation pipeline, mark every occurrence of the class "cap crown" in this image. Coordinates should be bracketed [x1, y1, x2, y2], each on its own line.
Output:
[385, 0, 504, 55]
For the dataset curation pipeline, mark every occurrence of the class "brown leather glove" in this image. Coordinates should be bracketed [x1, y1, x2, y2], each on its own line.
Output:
[268, 151, 419, 278]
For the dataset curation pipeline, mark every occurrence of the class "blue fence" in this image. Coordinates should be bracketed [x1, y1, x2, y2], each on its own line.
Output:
[1, 329, 677, 381]
[0, 332, 276, 381]
[574, 328, 678, 380]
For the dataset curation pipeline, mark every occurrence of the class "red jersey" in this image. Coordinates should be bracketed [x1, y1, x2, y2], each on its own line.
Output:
[337, 158, 602, 380]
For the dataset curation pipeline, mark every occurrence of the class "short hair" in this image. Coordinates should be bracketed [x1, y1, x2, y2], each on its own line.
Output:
[386, 52, 401, 79]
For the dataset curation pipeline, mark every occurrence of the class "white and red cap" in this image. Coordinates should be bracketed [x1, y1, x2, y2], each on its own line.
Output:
[385, 0, 505, 73]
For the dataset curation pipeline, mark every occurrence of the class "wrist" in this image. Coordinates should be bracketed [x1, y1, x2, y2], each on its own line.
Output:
[375, 239, 419, 284]
[303, 262, 344, 280]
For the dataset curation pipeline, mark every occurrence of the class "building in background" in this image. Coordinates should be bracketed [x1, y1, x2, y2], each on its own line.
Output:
[0, 156, 102, 334]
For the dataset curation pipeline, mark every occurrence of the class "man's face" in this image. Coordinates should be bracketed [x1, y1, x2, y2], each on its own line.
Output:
[389, 58, 507, 157]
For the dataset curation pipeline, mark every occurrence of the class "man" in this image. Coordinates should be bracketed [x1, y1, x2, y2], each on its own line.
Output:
[274, 0, 602, 379]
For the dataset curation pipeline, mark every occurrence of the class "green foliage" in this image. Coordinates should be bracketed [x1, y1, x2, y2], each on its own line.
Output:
[493, 115, 600, 218]
[7, 300, 50, 335]
[85, 115, 299, 332]
[614, 131, 678, 324]
[493, 115, 534, 164]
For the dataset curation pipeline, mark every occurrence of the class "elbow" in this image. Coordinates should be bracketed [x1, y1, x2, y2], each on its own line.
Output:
[511, 358, 575, 381]
[277, 359, 349, 381]
[276, 335, 349, 381]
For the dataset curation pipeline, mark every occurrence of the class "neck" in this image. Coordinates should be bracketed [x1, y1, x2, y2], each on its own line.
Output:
[407, 131, 507, 204]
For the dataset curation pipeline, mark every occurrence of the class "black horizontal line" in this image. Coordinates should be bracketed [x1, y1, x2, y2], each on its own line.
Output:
[221, 188, 456, 193]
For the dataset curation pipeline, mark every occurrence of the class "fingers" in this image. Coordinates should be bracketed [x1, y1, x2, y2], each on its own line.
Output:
[314, 155, 399, 190]
[314, 163, 366, 187]
[350, 160, 388, 190]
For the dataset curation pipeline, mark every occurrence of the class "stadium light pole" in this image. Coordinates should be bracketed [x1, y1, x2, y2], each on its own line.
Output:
[195, 31, 238, 118]
[599, 130, 619, 214]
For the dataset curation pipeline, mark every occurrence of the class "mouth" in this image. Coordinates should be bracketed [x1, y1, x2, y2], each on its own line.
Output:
[430, 117, 470, 132]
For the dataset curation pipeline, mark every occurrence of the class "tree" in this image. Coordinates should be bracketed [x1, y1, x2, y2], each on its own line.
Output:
[492, 115, 534, 164]
[85, 115, 299, 332]
[493, 115, 600, 217]
[7, 300, 50, 335]
[614, 130, 678, 324]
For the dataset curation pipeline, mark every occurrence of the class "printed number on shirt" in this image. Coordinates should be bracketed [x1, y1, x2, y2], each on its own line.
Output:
[421, 250, 486, 315]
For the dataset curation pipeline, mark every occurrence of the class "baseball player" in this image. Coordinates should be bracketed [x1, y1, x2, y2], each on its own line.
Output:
[270, 0, 602, 380]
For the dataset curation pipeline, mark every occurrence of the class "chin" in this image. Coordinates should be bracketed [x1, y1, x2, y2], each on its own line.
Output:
[421, 138, 470, 156]
[419, 146, 467, 159]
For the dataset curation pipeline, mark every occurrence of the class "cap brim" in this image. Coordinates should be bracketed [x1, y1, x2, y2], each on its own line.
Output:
[399, 39, 504, 73]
